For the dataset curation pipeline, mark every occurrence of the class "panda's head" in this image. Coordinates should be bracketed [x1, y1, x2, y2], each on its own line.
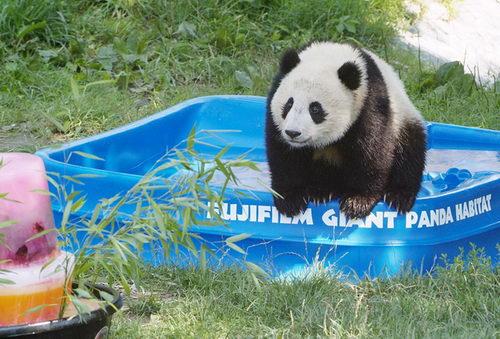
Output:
[270, 42, 367, 148]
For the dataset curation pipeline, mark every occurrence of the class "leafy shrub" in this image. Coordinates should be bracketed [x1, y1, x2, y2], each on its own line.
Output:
[417, 61, 476, 97]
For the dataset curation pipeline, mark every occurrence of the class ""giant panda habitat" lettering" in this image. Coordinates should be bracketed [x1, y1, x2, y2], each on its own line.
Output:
[206, 194, 493, 229]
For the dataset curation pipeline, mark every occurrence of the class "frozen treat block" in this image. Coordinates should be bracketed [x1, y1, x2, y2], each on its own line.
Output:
[0, 251, 74, 326]
[0, 153, 57, 266]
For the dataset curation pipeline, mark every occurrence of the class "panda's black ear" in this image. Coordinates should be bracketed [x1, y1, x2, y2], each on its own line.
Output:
[280, 49, 300, 74]
[338, 62, 361, 90]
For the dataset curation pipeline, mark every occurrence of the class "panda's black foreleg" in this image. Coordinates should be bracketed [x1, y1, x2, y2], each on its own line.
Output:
[338, 166, 387, 219]
[271, 170, 309, 217]
[306, 173, 341, 205]
[340, 193, 381, 219]
[273, 191, 308, 217]
[266, 128, 312, 217]
[338, 155, 389, 219]
[385, 122, 427, 213]
[270, 158, 311, 217]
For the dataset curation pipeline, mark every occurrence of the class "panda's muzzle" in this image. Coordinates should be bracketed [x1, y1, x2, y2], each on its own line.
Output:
[285, 129, 301, 139]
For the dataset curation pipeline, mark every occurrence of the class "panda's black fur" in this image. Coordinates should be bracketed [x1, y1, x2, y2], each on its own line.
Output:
[266, 43, 427, 219]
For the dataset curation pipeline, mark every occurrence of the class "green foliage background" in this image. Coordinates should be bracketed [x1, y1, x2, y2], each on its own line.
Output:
[0, 0, 497, 153]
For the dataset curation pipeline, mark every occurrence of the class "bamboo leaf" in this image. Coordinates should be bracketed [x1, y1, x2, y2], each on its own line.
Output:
[0, 277, 15, 285]
[62, 175, 84, 185]
[71, 295, 93, 315]
[40, 257, 57, 273]
[26, 228, 56, 242]
[226, 242, 246, 255]
[60, 199, 73, 233]
[214, 145, 230, 160]
[72, 151, 105, 161]
[99, 290, 115, 303]
[215, 158, 231, 179]
[187, 127, 196, 151]
[226, 233, 252, 243]
[199, 244, 207, 270]
[23, 303, 57, 315]
[74, 288, 93, 299]
[30, 188, 53, 196]
[245, 262, 268, 277]
[73, 173, 104, 179]
[0, 220, 17, 229]
[249, 272, 262, 288]
[71, 196, 86, 213]
[0, 193, 21, 203]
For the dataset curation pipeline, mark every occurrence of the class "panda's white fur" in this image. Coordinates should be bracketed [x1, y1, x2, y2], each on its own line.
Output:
[270, 42, 423, 148]
[265, 41, 427, 219]
[364, 49, 424, 131]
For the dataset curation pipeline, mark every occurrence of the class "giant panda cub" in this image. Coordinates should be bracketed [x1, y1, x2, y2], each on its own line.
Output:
[266, 41, 427, 219]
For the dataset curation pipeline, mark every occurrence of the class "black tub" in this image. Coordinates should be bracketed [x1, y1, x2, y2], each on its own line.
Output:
[0, 284, 123, 339]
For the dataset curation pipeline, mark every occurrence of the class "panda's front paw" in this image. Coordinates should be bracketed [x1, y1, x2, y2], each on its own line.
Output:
[307, 187, 338, 205]
[385, 191, 417, 214]
[340, 195, 379, 219]
[274, 195, 307, 217]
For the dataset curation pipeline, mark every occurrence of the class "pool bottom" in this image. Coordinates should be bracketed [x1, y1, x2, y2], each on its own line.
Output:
[163, 149, 500, 198]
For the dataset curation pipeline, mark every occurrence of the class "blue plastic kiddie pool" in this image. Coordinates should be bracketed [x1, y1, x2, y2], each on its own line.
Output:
[37, 96, 499, 277]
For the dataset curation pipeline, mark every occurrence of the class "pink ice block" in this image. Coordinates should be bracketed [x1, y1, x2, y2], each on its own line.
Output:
[0, 153, 57, 267]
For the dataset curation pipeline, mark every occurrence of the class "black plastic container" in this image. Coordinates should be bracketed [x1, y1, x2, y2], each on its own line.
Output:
[0, 284, 123, 339]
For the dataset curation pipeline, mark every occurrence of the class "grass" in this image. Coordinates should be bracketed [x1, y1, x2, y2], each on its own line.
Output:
[1, 0, 497, 153]
[0, 0, 498, 337]
[111, 248, 499, 338]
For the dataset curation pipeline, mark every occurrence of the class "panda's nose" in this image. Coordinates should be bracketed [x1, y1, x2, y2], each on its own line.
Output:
[285, 130, 301, 139]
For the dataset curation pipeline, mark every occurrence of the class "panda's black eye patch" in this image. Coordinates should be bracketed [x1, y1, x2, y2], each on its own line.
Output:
[282, 97, 294, 118]
[309, 101, 326, 124]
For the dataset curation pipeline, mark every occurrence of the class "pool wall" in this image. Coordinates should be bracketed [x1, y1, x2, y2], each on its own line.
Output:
[37, 95, 500, 277]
